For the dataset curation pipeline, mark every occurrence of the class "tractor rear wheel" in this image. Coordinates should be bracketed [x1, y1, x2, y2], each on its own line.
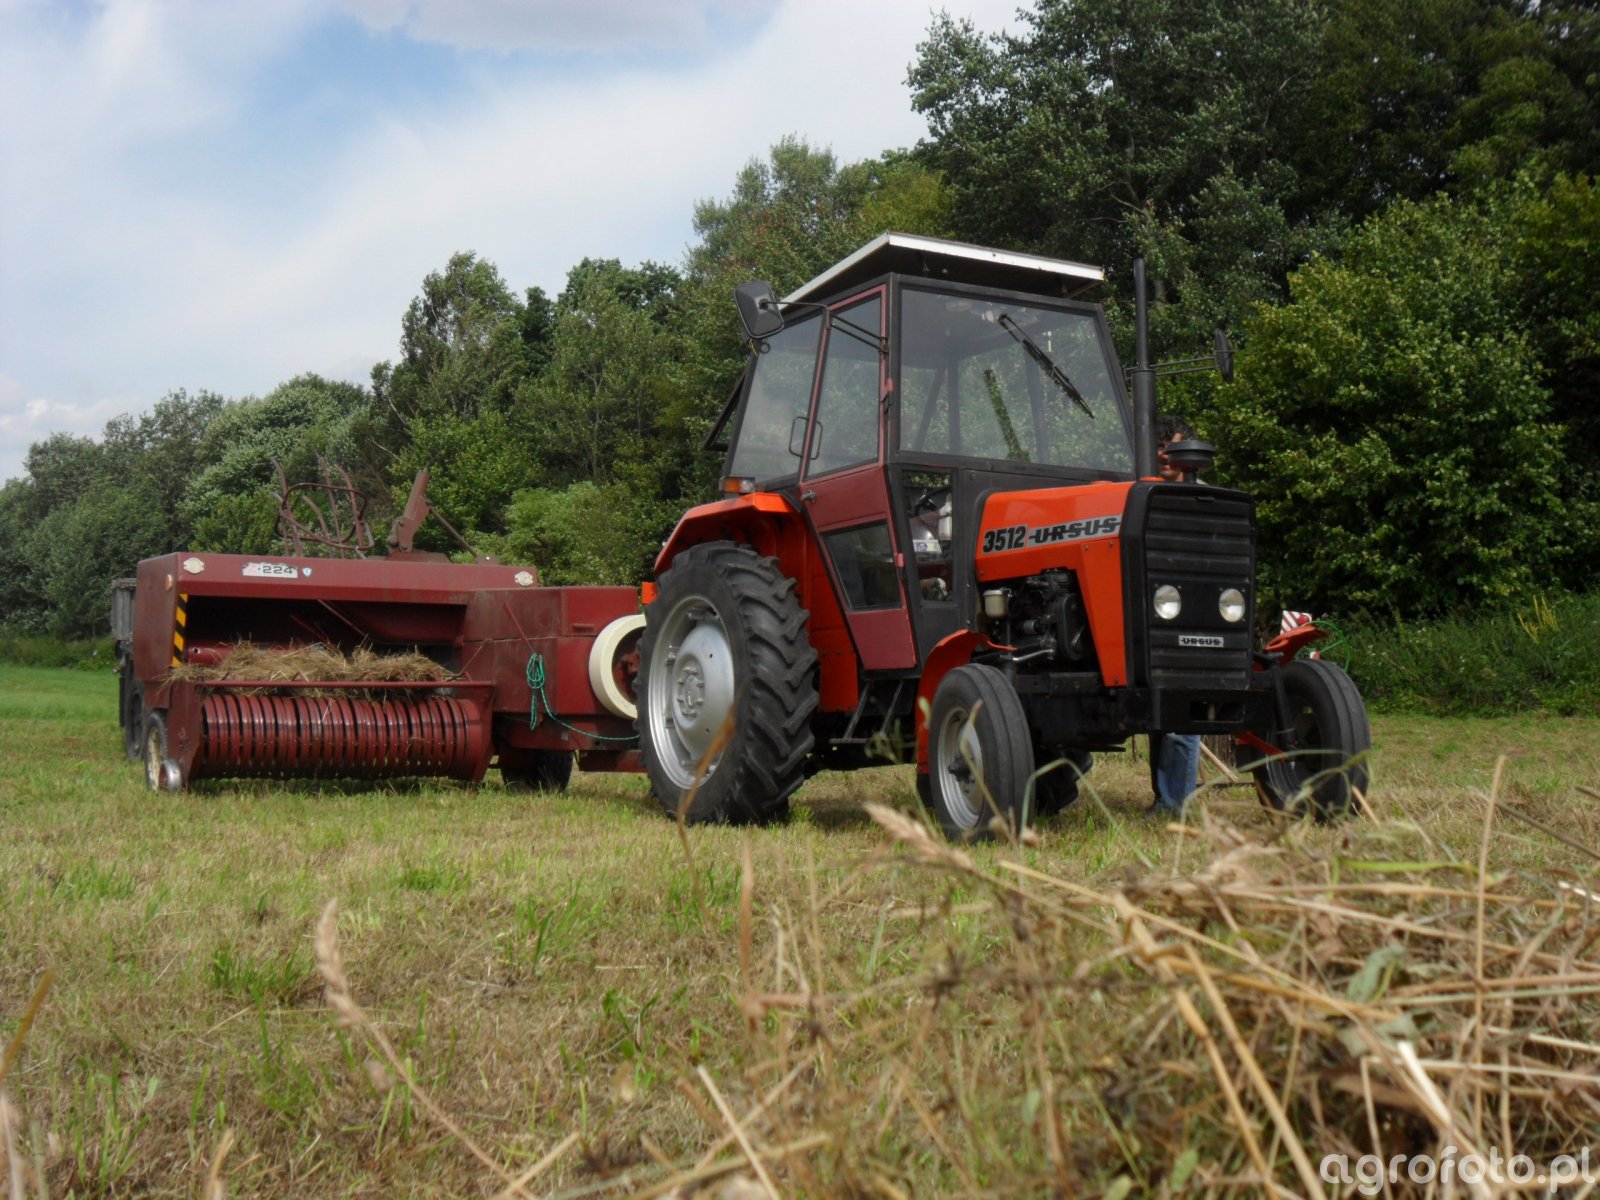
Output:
[1252, 659, 1371, 819]
[919, 664, 1035, 841]
[637, 542, 818, 824]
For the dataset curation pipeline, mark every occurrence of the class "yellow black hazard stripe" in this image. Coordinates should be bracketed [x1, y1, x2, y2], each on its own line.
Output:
[171, 593, 188, 667]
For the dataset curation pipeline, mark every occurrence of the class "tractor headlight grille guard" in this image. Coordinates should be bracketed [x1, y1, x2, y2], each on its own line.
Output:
[1124, 485, 1256, 692]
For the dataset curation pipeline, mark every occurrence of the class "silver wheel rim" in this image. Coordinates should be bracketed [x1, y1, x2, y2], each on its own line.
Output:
[646, 594, 736, 790]
[933, 706, 985, 830]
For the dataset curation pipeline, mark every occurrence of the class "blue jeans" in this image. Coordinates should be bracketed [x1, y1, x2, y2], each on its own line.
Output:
[1152, 733, 1201, 811]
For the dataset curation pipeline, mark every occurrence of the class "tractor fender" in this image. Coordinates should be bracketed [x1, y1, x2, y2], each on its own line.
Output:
[651, 491, 860, 715]
[654, 492, 798, 576]
[914, 630, 1011, 769]
[1259, 621, 1325, 663]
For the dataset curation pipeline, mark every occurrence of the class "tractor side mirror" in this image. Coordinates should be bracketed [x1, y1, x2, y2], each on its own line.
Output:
[1213, 328, 1235, 383]
[735, 281, 785, 341]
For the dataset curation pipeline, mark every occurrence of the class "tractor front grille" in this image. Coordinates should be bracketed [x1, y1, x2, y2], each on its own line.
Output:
[1131, 486, 1255, 693]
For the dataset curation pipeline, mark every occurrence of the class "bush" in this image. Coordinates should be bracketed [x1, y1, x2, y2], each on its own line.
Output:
[1198, 194, 1569, 618]
[0, 635, 116, 671]
[488, 478, 678, 587]
[1344, 591, 1600, 715]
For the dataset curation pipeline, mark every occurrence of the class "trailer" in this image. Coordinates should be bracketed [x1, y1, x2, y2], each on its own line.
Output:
[116, 550, 644, 791]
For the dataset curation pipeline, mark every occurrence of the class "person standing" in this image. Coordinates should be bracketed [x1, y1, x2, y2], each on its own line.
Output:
[1149, 413, 1203, 815]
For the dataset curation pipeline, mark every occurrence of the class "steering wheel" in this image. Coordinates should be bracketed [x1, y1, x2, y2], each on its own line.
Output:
[913, 485, 952, 515]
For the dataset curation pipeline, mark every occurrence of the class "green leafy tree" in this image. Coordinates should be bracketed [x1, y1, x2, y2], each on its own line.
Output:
[188, 492, 281, 556]
[102, 391, 229, 545]
[1298, 0, 1600, 208]
[34, 484, 169, 636]
[910, 0, 1335, 345]
[375, 253, 556, 549]
[515, 258, 682, 489]
[1, 390, 226, 636]
[491, 474, 679, 586]
[180, 376, 379, 554]
[1505, 172, 1600, 582]
[1193, 195, 1568, 617]
[909, 0, 1599, 352]
[396, 406, 537, 546]
[374, 252, 535, 423]
[0, 481, 41, 632]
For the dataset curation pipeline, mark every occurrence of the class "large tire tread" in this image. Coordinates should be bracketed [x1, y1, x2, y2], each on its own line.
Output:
[638, 542, 819, 824]
[1253, 658, 1371, 820]
[922, 663, 1034, 841]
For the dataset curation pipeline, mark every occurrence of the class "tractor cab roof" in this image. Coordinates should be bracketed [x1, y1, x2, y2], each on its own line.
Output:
[785, 233, 1106, 306]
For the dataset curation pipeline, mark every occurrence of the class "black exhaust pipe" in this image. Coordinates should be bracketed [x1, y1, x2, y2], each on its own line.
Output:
[1131, 258, 1157, 479]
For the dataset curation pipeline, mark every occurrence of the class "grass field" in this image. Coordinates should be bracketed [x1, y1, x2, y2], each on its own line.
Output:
[2, 665, 1599, 1197]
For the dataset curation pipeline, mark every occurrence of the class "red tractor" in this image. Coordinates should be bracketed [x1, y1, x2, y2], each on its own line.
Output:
[637, 233, 1370, 836]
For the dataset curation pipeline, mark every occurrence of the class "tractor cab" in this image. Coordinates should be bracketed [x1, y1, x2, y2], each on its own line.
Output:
[705, 233, 1135, 667]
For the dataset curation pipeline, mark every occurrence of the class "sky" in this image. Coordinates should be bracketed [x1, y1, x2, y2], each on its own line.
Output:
[0, 0, 1022, 485]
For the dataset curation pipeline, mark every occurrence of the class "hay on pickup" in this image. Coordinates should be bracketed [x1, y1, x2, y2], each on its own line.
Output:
[166, 643, 457, 688]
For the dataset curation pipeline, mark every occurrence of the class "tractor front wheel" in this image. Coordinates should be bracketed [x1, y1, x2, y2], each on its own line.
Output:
[1252, 658, 1371, 819]
[918, 664, 1036, 841]
[637, 542, 818, 824]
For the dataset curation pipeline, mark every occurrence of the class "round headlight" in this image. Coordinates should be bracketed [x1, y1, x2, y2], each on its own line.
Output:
[1219, 587, 1246, 623]
[1153, 584, 1182, 621]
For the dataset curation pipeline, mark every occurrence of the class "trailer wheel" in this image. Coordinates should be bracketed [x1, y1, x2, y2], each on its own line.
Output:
[637, 542, 817, 824]
[1252, 658, 1371, 819]
[919, 664, 1035, 841]
[141, 712, 182, 792]
[501, 751, 574, 792]
[120, 662, 144, 761]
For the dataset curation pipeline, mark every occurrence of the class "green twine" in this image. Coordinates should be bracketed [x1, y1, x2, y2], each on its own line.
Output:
[526, 652, 637, 742]
[1305, 617, 1353, 670]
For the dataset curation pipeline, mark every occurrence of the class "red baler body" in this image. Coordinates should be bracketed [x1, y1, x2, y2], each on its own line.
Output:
[126, 551, 641, 786]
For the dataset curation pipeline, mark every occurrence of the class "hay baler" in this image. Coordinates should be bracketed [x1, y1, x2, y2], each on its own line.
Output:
[112, 551, 644, 790]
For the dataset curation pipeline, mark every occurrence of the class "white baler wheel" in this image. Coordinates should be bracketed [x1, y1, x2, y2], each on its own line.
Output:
[588, 614, 646, 719]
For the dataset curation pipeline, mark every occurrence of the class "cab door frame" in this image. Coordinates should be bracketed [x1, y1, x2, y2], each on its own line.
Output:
[796, 286, 918, 673]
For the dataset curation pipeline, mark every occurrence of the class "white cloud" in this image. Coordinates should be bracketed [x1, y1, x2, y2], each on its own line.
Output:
[0, 375, 135, 484]
[340, 0, 763, 55]
[0, 0, 1021, 483]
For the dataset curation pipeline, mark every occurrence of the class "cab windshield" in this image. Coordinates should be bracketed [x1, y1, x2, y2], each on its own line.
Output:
[897, 289, 1132, 473]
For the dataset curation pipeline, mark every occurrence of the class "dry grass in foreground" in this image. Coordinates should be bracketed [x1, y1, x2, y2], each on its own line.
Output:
[4, 666, 1600, 1197]
[271, 768, 1600, 1198]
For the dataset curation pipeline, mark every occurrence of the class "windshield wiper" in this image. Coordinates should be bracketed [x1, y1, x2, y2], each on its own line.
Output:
[998, 314, 1093, 419]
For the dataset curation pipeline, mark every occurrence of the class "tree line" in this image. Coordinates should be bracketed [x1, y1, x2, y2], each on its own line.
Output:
[2, 0, 1595, 640]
